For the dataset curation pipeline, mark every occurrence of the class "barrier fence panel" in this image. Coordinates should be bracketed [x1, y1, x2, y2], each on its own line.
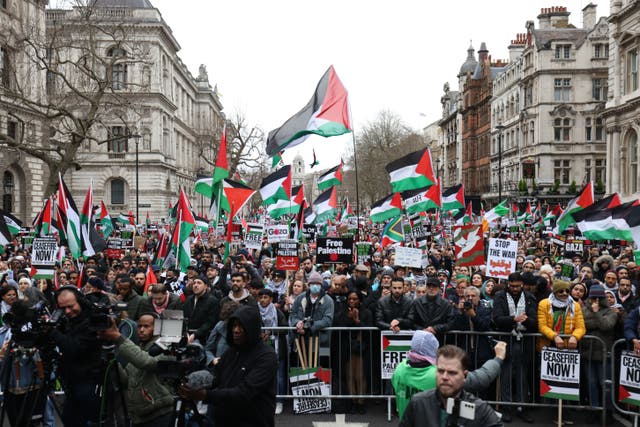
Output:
[611, 339, 640, 427]
[266, 327, 610, 425]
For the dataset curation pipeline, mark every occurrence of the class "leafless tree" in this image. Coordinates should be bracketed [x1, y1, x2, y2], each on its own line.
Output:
[0, 0, 149, 195]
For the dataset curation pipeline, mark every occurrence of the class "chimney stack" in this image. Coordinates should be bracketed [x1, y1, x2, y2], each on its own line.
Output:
[582, 3, 597, 30]
[538, 6, 570, 29]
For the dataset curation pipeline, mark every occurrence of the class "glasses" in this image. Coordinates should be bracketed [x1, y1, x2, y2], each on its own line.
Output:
[555, 289, 569, 295]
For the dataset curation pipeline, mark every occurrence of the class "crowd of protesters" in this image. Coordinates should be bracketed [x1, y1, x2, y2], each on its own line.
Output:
[0, 227, 639, 425]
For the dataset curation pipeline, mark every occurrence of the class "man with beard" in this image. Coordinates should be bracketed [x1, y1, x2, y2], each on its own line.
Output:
[407, 277, 455, 340]
[300, 256, 316, 281]
[115, 274, 143, 320]
[183, 276, 220, 344]
[219, 272, 256, 307]
[376, 276, 412, 332]
[179, 306, 277, 426]
[617, 278, 637, 313]
[492, 272, 538, 423]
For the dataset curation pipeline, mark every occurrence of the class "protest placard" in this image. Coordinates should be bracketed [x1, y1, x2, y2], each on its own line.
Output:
[302, 224, 316, 241]
[485, 238, 518, 279]
[290, 367, 331, 414]
[619, 351, 640, 407]
[563, 238, 585, 256]
[540, 347, 580, 401]
[265, 224, 289, 243]
[244, 223, 264, 250]
[275, 240, 299, 270]
[394, 246, 423, 268]
[316, 237, 354, 264]
[106, 238, 123, 259]
[31, 237, 58, 279]
[454, 224, 485, 267]
[381, 331, 412, 379]
[355, 242, 371, 266]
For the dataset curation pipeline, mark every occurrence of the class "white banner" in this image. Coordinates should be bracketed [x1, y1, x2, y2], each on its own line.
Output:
[265, 224, 289, 243]
[393, 246, 423, 268]
[485, 238, 518, 279]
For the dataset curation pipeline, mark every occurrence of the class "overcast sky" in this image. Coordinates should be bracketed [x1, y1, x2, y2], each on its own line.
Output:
[149, 1, 607, 167]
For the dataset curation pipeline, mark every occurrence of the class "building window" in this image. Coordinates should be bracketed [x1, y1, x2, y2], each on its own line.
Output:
[554, 118, 571, 141]
[555, 44, 571, 59]
[0, 47, 10, 87]
[595, 118, 603, 141]
[524, 84, 532, 107]
[595, 159, 606, 185]
[554, 160, 571, 185]
[108, 126, 129, 152]
[631, 132, 638, 193]
[585, 159, 592, 183]
[2, 171, 13, 212]
[594, 43, 609, 59]
[1, 0, 6, 9]
[111, 179, 125, 205]
[7, 120, 17, 140]
[627, 49, 639, 93]
[554, 78, 571, 102]
[592, 78, 608, 101]
[107, 47, 127, 90]
[585, 118, 592, 141]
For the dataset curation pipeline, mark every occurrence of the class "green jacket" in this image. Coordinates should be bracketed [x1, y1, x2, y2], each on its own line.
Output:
[392, 361, 437, 420]
[115, 336, 175, 424]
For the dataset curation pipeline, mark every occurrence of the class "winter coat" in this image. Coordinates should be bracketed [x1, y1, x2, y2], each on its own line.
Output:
[537, 298, 586, 351]
[375, 294, 413, 330]
[594, 255, 615, 282]
[491, 290, 538, 333]
[115, 337, 174, 424]
[121, 290, 144, 320]
[204, 305, 277, 427]
[290, 290, 335, 346]
[183, 291, 219, 343]
[581, 298, 617, 361]
[407, 294, 455, 335]
[138, 292, 184, 316]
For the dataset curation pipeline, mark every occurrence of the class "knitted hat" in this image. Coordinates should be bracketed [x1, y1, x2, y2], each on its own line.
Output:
[307, 271, 323, 284]
[588, 284, 606, 299]
[552, 279, 571, 293]
[87, 276, 107, 291]
[410, 331, 439, 364]
[380, 268, 394, 279]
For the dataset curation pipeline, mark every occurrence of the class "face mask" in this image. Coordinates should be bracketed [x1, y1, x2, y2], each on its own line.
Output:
[310, 284, 322, 294]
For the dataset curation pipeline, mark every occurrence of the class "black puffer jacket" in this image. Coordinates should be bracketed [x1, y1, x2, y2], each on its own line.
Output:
[407, 294, 455, 334]
[375, 294, 413, 330]
[205, 305, 277, 427]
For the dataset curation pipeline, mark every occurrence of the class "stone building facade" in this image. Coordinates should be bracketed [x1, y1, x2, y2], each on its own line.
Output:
[603, 0, 640, 198]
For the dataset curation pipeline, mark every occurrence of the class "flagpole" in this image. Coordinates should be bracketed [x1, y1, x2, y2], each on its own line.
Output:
[350, 131, 361, 241]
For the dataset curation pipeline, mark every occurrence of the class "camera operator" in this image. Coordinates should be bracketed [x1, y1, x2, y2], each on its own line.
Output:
[50, 286, 103, 427]
[97, 313, 174, 427]
[178, 305, 277, 427]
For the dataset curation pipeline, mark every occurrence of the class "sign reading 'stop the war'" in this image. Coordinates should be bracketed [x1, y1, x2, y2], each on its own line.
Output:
[315, 237, 354, 264]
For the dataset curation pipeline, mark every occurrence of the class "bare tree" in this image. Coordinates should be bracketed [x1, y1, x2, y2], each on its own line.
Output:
[0, 0, 149, 195]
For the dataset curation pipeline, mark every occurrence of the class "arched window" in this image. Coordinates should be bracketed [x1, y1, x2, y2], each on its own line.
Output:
[629, 130, 638, 193]
[2, 171, 13, 212]
[107, 47, 127, 90]
[111, 179, 125, 205]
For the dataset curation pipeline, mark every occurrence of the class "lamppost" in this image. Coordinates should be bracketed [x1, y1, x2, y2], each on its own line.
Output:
[435, 158, 440, 180]
[128, 133, 142, 223]
[495, 122, 505, 203]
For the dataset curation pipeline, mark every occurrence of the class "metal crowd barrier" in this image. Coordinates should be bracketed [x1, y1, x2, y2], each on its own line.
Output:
[611, 339, 640, 427]
[264, 327, 611, 424]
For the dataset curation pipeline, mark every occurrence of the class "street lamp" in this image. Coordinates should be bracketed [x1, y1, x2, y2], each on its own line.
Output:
[495, 122, 505, 203]
[435, 158, 440, 180]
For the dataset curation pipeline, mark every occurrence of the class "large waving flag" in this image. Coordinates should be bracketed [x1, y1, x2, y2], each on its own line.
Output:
[317, 161, 344, 191]
[0, 213, 12, 246]
[1, 211, 22, 236]
[574, 201, 640, 244]
[370, 193, 403, 223]
[381, 216, 404, 247]
[517, 202, 533, 223]
[33, 198, 53, 237]
[385, 148, 436, 193]
[340, 196, 354, 220]
[555, 182, 594, 234]
[171, 189, 196, 273]
[543, 204, 563, 227]
[98, 201, 114, 238]
[259, 165, 292, 206]
[209, 178, 257, 220]
[402, 186, 439, 215]
[266, 65, 352, 156]
[56, 173, 82, 259]
[482, 199, 510, 232]
[442, 184, 465, 211]
[313, 186, 338, 224]
[80, 181, 106, 257]
[267, 184, 305, 219]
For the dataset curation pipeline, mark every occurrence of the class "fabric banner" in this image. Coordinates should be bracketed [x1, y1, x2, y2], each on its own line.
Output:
[453, 224, 485, 267]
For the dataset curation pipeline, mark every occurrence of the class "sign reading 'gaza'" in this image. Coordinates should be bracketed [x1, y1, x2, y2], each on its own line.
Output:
[316, 237, 354, 264]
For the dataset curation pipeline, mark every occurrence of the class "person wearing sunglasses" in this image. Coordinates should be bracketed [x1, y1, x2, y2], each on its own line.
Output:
[537, 279, 586, 351]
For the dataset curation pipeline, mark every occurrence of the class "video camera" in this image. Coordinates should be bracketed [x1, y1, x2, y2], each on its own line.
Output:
[88, 301, 128, 331]
[2, 301, 64, 348]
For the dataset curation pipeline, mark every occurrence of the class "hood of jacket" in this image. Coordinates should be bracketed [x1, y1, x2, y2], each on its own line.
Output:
[594, 255, 614, 272]
[225, 305, 262, 350]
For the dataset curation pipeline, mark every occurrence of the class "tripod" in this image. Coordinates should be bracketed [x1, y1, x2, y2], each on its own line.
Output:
[96, 345, 130, 427]
[0, 344, 61, 427]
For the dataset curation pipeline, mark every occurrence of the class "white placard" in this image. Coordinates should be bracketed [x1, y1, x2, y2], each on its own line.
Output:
[485, 238, 518, 279]
[394, 246, 423, 268]
[265, 224, 289, 243]
[244, 223, 264, 250]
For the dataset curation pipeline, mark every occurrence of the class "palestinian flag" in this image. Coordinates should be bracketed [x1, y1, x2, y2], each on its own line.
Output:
[117, 213, 132, 224]
[555, 182, 594, 234]
[370, 193, 402, 223]
[0, 212, 12, 246]
[266, 65, 352, 156]
[1, 211, 22, 235]
[385, 148, 436, 193]
[267, 185, 305, 219]
[511, 203, 520, 217]
[539, 379, 579, 401]
[453, 205, 471, 225]
[56, 173, 82, 259]
[482, 200, 510, 232]
[209, 178, 256, 220]
[442, 184, 465, 211]
[517, 202, 533, 223]
[340, 196, 354, 220]
[309, 149, 319, 169]
[317, 161, 343, 191]
[454, 224, 485, 267]
[574, 201, 640, 244]
[381, 216, 404, 247]
[272, 151, 284, 168]
[79, 182, 106, 257]
[619, 385, 640, 407]
[381, 333, 412, 352]
[194, 176, 216, 198]
[259, 165, 292, 206]
[313, 186, 338, 224]
[33, 198, 53, 237]
[213, 126, 230, 183]
[194, 215, 209, 233]
[171, 189, 196, 273]
[153, 231, 169, 267]
[99, 201, 114, 238]
[402, 187, 439, 215]
[543, 204, 563, 227]
[143, 264, 158, 294]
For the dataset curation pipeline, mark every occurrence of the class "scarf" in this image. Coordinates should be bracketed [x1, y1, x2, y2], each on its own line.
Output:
[408, 350, 433, 365]
[228, 288, 250, 302]
[507, 292, 527, 338]
[548, 294, 575, 332]
[152, 295, 169, 314]
[259, 302, 278, 328]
